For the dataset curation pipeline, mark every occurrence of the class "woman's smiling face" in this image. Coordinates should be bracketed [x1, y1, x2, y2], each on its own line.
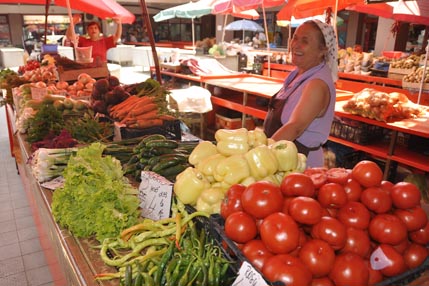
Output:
[291, 22, 326, 73]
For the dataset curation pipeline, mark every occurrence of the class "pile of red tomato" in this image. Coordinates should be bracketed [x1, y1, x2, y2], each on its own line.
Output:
[220, 160, 429, 286]
[18, 60, 41, 75]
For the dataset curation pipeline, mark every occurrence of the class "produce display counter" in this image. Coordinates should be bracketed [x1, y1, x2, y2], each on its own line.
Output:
[6, 105, 118, 286]
[330, 100, 429, 177]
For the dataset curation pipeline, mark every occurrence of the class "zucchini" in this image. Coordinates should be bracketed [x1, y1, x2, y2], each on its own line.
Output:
[145, 139, 179, 149]
[151, 157, 184, 173]
[158, 164, 187, 178]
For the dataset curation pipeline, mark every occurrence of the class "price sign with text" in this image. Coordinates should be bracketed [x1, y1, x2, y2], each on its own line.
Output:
[232, 261, 267, 286]
[138, 171, 173, 220]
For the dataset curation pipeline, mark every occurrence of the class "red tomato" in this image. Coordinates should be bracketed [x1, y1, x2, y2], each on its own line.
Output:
[394, 206, 428, 232]
[351, 160, 383, 188]
[241, 181, 284, 219]
[326, 167, 351, 185]
[403, 243, 429, 269]
[260, 212, 300, 254]
[281, 197, 294, 215]
[337, 201, 371, 230]
[303, 167, 328, 189]
[224, 211, 258, 244]
[288, 196, 323, 225]
[311, 277, 335, 286]
[262, 254, 312, 286]
[369, 214, 408, 245]
[220, 184, 246, 219]
[360, 186, 392, 214]
[281, 173, 315, 197]
[329, 252, 369, 286]
[241, 239, 274, 271]
[390, 182, 421, 209]
[298, 239, 335, 277]
[380, 180, 394, 193]
[366, 259, 384, 285]
[343, 178, 362, 202]
[370, 244, 407, 277]
[409, 220, 429, 245]
[317, 182, 348, 209]
[339, 227, 371, 258]
[392, 238, 410, 254]
[311, 216, 347, 250]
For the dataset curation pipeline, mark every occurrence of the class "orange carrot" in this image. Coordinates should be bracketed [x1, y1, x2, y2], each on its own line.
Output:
[128, 103, 158, 117]
[158, 114, 177, 121]
[128, 118, 163, 129]
[121, 109, 158, 124]
[110, 95, 139, 112]
[112, 97, 154, 120]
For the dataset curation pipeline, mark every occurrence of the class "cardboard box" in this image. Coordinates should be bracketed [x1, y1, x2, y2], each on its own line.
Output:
[215, 113, 255, 130]
[57, 63, 109, 82]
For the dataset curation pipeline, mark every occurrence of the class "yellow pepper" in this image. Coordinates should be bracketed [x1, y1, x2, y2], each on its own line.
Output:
[269, 140, 299, 172]
[244, 145, 279, 180]
[215, 128, 249, 156]
[188, 141, 218, 166]
[261, 174, 282, 186]
[173, 167, 210, 205]
[196, 153, 227, 183]
[195, 187, 225, 214]
[295, 153, 307, 173]
[247, 129, 268, 148]
[240, 176, 257, 186]
[214, 154, 250, 185]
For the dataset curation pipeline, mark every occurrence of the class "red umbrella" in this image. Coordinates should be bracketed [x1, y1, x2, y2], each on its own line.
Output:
[277, 0, 361, 21]
[347, 1, 429, 25]
[0, 0, 135, 24]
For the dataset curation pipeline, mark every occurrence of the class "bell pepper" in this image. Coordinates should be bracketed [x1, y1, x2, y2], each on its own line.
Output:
[173, 167, 210, 205]
[261, 174, 282, 186]
[244, 145, 279, 180]
[195, 187, 225, 214]
[247, 129, 267, 148]
[269, 140, 299, 172]
[188, 141, 218, 166]
[196, 153, 227, 183]
[215, 128, 249, 156]
[240, 176, 256, 186]
[214, 154, 250, 185]
[295, 153, 307, 173]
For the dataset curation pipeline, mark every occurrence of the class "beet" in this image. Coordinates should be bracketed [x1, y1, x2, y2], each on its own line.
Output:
[94, 78, 109, 94]
[107, 76, 120, 89]
[92, 100, 107, 114]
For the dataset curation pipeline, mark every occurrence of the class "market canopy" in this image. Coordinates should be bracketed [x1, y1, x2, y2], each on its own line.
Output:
[153, 0, 214, 48]
[0, 0, 135, 24]
[347, 0, 429, 25]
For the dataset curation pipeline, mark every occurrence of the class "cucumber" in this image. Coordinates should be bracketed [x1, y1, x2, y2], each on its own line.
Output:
[152, 157, 184, 173]
[158, 164, 187, 178]
[145, 139, 179, 149]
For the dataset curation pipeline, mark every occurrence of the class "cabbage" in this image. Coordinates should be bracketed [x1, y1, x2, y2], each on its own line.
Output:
[51, 142, 140, 242]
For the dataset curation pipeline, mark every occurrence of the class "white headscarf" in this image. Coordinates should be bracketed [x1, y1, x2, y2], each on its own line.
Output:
[312, 19, 338, 82]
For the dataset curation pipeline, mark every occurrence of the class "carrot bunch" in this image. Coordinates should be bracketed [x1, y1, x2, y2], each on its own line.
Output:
[109, 95, 175, 128]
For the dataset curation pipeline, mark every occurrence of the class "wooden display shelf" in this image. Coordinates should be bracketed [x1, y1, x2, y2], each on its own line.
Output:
[328, 136, 390, 159]
[57, 63, 109, 82]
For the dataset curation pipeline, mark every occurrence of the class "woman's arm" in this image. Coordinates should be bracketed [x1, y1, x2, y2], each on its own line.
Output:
[66, 14, 81, 41]
[112, 18, 122, 43]
[271, 78, 330, 141]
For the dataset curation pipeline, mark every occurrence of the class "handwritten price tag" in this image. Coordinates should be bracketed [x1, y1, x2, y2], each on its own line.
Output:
[138, 171, 173, 220]
[232, 261, 267, 286]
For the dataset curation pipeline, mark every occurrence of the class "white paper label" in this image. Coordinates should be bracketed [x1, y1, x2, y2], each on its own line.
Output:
[138, 171, 173, 220]
[370, 246, 393, 270]
[232, 261, 267, 286]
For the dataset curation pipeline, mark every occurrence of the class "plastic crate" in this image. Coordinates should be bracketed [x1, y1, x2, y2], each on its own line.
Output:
[211, 215, 284, 286]
[330, 118, 385, 145]
[113, 119, 182, 141]
[376, 257, 429, 286]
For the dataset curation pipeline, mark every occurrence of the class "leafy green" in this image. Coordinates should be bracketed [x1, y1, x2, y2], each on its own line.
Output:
[26, 103, 64, 143]
[51, 142, 140, 242]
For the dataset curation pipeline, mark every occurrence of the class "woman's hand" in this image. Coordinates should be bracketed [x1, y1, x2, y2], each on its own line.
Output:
[72, 14, 82, 25]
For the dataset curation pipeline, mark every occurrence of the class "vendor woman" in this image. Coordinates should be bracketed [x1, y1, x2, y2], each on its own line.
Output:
[263, 20, 338, 167]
